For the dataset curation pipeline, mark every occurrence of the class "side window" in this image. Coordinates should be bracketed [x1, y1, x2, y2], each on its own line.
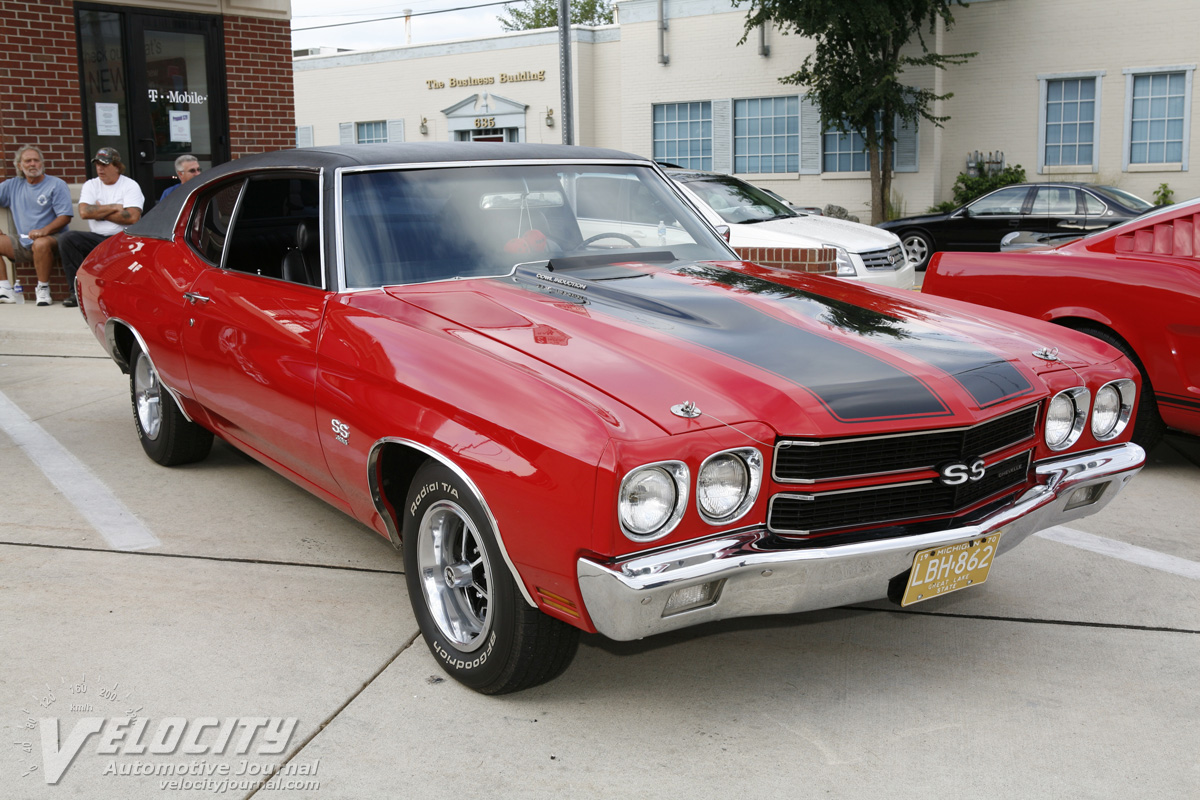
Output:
[969, 186, 1030, 216]
[1083, 192, 1106, 215]
[187, 181, 244, 266]
[1031, 187, 1078, 215]
[223, 175, 322, 287]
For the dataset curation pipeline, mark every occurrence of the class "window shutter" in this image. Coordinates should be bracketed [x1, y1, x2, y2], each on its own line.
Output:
[295, 125, 314, 148]
[386, 119, 405, 143]
[894, 115, 918, 172]
[339, 122, 354, 145]
[712, 99, 733, 174]
[799, 95, 822, 174]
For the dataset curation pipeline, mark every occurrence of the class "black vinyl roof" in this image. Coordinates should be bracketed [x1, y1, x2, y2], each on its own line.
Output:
[129, 142, 649, 240]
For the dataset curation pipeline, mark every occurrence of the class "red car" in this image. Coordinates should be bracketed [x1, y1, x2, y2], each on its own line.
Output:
[76, 144, 1144, 693]
[923, 198, 1200, 449]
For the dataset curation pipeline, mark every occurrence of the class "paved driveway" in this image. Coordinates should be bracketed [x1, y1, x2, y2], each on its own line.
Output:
[2, 305, 1197, 798]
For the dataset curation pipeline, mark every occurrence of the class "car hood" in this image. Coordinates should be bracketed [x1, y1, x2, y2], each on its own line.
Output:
[729, 214, 901, 253]
[388, 260, 1104, 438]
[877, 212, 951, 230]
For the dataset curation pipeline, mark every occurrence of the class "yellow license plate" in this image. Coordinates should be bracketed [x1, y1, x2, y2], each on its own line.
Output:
[901, 531, 1002, 607]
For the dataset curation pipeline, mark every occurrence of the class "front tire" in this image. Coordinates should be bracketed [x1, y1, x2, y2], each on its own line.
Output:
[1075, 325, 1167, 451]
[901, 230, 934, 270]
[130, 344, 214, 466]
[403, 461, 579, 694]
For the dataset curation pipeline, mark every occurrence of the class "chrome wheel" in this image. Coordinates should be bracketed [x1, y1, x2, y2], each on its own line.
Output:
[416, 500, 493, 651]
[902, 232, 931, 269]
[133, 353, 163, 441]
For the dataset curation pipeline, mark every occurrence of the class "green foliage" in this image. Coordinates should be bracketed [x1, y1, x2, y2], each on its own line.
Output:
[1153, 182, 1174, 206]
[498, 0, 614, 32]
[948, 164, 1027, 207]
[733, 0, 975, 224]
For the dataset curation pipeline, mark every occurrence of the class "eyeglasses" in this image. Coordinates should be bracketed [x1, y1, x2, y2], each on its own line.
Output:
[184, 167, 201, 174]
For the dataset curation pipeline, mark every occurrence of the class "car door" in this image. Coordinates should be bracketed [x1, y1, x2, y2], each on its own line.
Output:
[1030, 185, 1086, 235]
[950, 185, 1034, 249]
[179, 171, 343, 501]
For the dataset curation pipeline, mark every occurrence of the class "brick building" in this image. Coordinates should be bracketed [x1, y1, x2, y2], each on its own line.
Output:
[0, 0, 294, 298]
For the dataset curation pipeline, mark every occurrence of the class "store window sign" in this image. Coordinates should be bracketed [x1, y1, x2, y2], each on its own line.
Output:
[96, 102, 121, 136]
[169, 111, 192, 143]
[147, 88, 208, 104]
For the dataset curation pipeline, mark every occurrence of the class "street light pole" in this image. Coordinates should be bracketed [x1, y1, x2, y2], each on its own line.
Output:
[558, 0, 573, 145]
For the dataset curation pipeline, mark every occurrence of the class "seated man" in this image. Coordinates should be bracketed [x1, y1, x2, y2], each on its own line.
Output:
[56, 147, 144, 307]
[0, 145, 73, 305]
[160, 154, 201, 201]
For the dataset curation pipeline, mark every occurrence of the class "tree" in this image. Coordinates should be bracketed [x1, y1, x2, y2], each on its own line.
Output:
[736, 0, 975, 224]
[498, 0, 614, 32]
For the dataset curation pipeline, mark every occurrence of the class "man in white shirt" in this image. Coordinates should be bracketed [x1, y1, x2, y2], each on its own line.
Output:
[56, 147, 144, 307]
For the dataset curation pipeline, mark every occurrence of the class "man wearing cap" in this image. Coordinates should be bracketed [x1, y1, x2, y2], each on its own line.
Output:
[56, 147, 144, 307]
[0, 145, 73, 305]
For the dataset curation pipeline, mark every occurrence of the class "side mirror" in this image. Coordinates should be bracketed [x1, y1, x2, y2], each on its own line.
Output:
[715, 224, 731, 242]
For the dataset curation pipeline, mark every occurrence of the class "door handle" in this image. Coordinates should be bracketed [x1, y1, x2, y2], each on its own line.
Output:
[183, 292, 210, 305]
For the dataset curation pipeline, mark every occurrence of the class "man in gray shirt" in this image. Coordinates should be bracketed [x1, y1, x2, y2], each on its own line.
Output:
[0, 145, 73, 305]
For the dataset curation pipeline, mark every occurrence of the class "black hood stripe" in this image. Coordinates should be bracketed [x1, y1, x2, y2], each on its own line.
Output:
[512, 262, 1033, 421]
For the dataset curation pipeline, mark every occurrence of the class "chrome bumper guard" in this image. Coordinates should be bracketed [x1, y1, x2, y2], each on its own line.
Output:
[578, 443, 1144, 641]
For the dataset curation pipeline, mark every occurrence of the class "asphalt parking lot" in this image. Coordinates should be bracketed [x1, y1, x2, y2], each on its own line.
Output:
[2, 303, 1198, 799]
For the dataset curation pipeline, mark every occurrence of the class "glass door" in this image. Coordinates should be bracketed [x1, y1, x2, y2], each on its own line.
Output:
[77, 5, 228, 208]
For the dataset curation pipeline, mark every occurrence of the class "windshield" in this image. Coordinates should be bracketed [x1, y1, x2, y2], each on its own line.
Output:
[1089, 185, 1154, 211]
[339, 164, 734, 288]
[680, 175, 797, 224]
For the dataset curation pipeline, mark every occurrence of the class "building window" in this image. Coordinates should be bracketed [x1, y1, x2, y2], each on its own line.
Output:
[653, 102, 712, 170]
[1044, 78, 1096, 166]
[1037, 71, 1103, 173]
[1128, 70, 1189, 165]
[356, 121, 388, 144]
[823, 127, 870, 172]
[733, 96, 799, 173]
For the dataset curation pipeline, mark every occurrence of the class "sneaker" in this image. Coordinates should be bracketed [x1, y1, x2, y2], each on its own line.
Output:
[0, 281, 13, 304]
[35, 284, 51, 306]
[62, 295, 78, 308]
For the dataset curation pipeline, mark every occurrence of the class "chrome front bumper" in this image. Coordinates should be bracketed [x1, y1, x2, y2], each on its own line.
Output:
[577, 443, 1144, 641]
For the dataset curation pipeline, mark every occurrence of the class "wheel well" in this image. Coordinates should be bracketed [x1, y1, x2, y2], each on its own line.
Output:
[107, 321, 138, 374]
[1051, 317, 1142, 365]
[372, 442, 432, 547]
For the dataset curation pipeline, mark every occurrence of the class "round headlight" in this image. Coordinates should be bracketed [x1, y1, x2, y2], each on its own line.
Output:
[698, 454, 748, 521]
[1045, 388, 1088, 451]
[1091, 379, 1135, 441]
[618, 463, 687, 539]
[1091, 384, 1121, 439]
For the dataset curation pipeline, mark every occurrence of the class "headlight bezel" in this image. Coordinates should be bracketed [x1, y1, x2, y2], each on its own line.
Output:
[696, 447, 764, 526]
[1091, 378, 1136, 441]
[1045, 387, 1090, 451]
[823, 243, 856, 277]
[618, 461, 689, 541]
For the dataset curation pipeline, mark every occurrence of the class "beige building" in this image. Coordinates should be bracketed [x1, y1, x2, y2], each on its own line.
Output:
[294, 0, 1200, 218]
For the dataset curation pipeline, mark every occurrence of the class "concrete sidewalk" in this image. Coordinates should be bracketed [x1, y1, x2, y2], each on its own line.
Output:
[0, 301, 100, 358]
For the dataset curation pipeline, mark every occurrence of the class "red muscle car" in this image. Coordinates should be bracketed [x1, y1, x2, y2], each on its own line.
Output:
[75, 144, 1145, 693]
[923, 197, 1200, 449]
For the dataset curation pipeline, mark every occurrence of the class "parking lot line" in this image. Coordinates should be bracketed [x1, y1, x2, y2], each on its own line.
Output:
[0, 388, 160, 551]
[1037, 525, 1200, 581]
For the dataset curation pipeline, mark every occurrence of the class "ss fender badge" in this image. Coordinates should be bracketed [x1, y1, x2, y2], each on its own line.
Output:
[938, 457, 985, 486]
[331, 418, 350, 446]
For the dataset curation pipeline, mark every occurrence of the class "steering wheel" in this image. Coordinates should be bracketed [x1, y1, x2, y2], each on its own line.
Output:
[576, 231, 640, 248]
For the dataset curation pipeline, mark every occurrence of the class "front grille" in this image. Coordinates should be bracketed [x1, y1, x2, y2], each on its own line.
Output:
[774, 403, 1039, 482]
[860, 244, 906, 271]
[768, 451, 1031, 534]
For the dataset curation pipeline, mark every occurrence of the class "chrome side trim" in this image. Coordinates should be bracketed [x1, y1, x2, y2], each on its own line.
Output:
[579, 443, 1144, 641]
[103, 318, 198, 424]
[366, 437, 537, 608]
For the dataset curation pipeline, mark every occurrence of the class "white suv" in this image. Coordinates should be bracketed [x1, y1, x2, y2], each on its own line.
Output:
[665, 169, 916, 289]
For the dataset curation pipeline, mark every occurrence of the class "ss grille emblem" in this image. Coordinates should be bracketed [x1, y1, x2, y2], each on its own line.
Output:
[939, 457, 986, 486]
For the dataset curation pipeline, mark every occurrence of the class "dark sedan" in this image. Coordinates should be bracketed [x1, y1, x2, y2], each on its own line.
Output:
[879, 183, 1153, 269]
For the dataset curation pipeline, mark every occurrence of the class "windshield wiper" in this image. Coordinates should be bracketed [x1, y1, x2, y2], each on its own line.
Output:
[741, 213, 795, 224]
